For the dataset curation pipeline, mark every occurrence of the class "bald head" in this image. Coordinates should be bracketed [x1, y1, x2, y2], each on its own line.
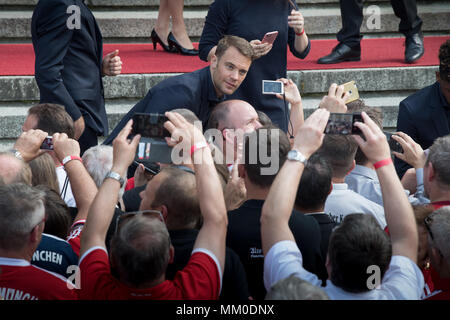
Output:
[0, 152, 32, 185]
[208, 99, 261, 132]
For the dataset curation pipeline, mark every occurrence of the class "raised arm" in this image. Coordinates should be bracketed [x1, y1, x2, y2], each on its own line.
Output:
[276, 78, 304, 139]
[353, 113, 418, 262]
[164, 112, 228, 274]
[261, 109, 330, 256]
[79, 121, 140, 257]
[52, 133, 98, 224]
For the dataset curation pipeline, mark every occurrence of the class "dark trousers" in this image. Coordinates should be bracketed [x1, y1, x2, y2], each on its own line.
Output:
[337, 0, 423, 48]
[78, 125, 99, 155]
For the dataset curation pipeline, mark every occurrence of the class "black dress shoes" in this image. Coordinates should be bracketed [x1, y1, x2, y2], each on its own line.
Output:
[317, 43, 361, 64]
[168, 32, 199, 56]
[405, 32, 424, 63]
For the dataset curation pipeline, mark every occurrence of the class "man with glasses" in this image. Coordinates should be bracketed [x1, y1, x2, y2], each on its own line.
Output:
[77, 113, 228, 299]
[423, 206, 450, 300]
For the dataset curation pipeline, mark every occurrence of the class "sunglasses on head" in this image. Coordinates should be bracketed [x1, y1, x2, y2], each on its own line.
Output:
[115, 210, 164, 234]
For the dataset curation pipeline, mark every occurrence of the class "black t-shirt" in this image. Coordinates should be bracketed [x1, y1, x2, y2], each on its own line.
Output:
[227, 199, 327, 300]
[166, 229, 251, 301]
[304, 212, 337, 263]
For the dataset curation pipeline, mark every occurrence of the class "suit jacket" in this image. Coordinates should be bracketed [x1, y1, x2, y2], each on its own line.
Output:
[31, 0, 108, 135]
[395, 81, 450, 178]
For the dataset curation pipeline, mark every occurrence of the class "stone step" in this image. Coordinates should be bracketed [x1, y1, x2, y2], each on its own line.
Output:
[0, 90, 415, 151]
[1, 1, 448, 42]
[0, 66, 438, 102]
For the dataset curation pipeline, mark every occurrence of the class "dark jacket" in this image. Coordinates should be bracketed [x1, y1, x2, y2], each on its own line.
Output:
[31, 0, 107, 135]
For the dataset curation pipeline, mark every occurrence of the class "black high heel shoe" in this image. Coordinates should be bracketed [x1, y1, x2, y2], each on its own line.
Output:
[151, 29, 176, 53]
[167, 32, 199, 56]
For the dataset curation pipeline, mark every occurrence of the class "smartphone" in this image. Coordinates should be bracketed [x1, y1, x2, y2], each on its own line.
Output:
[324, 113, 362, 135]
[131, 113, 170, 138]
[261, 31, 278, 45]
[384, 131, 403, 153]
[341, 81, 360, 104]
[135, 137, 172, 164]
[40, 136, 54, 150]
[133, 160, 160, 175]
[262, 80, 284, 95]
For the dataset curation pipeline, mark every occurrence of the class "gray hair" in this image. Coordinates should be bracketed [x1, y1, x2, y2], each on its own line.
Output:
[265, 275, 330, 300]
[82, 145, 126, 198]
[428, 206, 450, 265]
[426, 135, 450, 187]
[0, 183, 45, 251]
[0, 152, 32, 186]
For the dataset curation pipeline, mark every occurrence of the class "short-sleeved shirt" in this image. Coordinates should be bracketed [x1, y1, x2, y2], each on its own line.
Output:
[78, 246, 222, 300]
[31, 233, 79, 278]
[264, 240, 424, 300]
[325, 183, 387, 229]
[0, 257, 78, 300]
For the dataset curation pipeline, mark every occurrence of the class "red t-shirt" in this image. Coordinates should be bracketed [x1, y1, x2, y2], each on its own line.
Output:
[0, 257, 78, 300]
[66, 220, 85, 257]
[78, 246, 221, 300]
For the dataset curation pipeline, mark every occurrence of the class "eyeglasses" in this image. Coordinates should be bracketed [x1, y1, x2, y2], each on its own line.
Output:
[115, 210, 164, 234]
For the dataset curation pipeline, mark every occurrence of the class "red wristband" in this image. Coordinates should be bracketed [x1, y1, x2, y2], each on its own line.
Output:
[373, 158, 393, 170]
[61, 155, 83, 166]
[190, 141, 208, 156]
[295, 29, 305, 36]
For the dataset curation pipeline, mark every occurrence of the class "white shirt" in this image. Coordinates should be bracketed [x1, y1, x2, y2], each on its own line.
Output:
[325, 183, 387, 229]
[55, 166, 76, 208]
[264, 240, 424, 300]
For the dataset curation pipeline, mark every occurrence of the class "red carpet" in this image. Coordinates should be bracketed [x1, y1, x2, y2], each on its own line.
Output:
[0, 36, 447, 76]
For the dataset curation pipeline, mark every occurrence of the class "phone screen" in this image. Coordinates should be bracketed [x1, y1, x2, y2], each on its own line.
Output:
[262, 80, 283, 95]
[131, 113, 170, 138]
[325, 113, 362, 135]
[40, 136, 54, 150]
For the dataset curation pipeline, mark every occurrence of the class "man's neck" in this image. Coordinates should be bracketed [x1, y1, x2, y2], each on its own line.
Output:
[0, 248, 32, 262]
[245, 185, 269, 201]
[332, 177, 346, 184]
[430, 192, 450, 203]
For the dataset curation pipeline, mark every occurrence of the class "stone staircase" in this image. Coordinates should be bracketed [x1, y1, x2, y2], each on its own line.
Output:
[0, 0, 449, 149]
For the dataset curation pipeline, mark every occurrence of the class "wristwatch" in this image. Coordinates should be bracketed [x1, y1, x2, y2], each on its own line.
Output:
[105, 171, 125, 188]
[10, 149, 23, 161]
[287, 149, 308, 165]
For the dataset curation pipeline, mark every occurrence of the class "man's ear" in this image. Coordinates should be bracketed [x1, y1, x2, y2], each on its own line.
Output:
[328, 183, 333, 196]
[29, 224, 42, 247]
[160, 205, 169, 222]
[426, 162, 436, 182]
[345, 160, 356, 176]
[168, 244, 175, 264]
[238, 163, 246, 179]
[222, 128, 234, 144]
[436, 71, 441, 83]
[211, 55, 218, 70]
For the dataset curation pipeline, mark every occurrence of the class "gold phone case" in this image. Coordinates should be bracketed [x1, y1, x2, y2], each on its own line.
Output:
[342, 81, 360, 104]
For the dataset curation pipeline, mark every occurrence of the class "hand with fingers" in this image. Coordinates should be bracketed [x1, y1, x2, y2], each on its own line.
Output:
[14, 129, 48, 162]
[391, 132, 426, 169]
[288, 9, 305, 35]
[319, 83, 349, 113]
[111, 119, 141, 176]
[249, 40, 273, 59]
[134, 163, 154, 188]
[352, 112, 391, 164]
[276, 78, 301, 105]
[224, 161, 247, 211]
[293, 108, 330, 159]
[52, 132, 81, 163]
[164, 111, 207, 163]
[102, 50, 123, 76]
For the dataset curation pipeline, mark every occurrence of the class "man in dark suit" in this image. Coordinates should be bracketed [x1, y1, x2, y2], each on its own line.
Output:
[31, 0, 122, 154]
[395, 40, 450, 178]
[103, 35, 254, 145]
[318, 0, 424, 64]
